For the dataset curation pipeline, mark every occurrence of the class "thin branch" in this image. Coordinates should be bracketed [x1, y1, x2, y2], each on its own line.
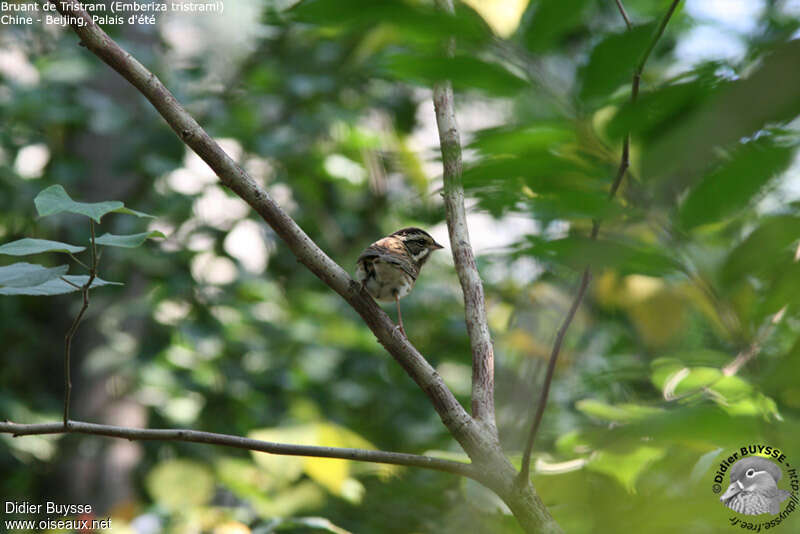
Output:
[724, 306, 787, 376]
[60, 277, 82, 289]
[432, 0, 496, 430]
[49, 0, 495, 460]
[0, 420, 479, 479]
[68, 252, 89, 270]
[614, 0, 633, 30]
[63, 220, 98, 427]
[518, 269, 590, 481]
[517, 0, 682, 482]
[636, 0, 681, 78]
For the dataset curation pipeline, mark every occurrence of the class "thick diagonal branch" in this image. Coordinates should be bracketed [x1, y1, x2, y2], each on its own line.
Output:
[49, 0, 496, 461]
[433, 0, 496, 430]
[0, 420, 478, 478]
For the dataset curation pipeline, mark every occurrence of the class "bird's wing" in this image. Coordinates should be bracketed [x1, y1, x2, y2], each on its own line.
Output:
[760, 486, 790, 500]
[357, 240, 418, 280]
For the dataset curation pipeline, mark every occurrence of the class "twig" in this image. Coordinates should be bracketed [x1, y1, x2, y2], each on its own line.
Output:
[0, 420, 479, 479]
[63, 220, 99, 427]
[518, 269, 591, 481]
[723, 306, 786, 376]
[60, 277, 82, 289]
[68, 252, 89, 270]
[432, 0, 496, 430]
[48, 0, 495, 461]
[614, 0, 633, 30]
[517, 0, 682, 483]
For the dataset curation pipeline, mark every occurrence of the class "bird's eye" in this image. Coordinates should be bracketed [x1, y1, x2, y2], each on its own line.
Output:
[746, 469, 755, 477]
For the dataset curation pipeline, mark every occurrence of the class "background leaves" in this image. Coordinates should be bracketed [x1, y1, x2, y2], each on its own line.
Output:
[2, 1, 800, 533]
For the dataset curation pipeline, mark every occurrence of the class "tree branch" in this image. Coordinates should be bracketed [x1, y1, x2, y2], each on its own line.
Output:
[614, 0, 633, 30]
[517, 0, 682, 482]
[63, 219, 98, 426]
[0, 420, 478, 478]
[48, 0, 496, 461]
[518, 268, 590, 481]
[432, 0, 497, 431]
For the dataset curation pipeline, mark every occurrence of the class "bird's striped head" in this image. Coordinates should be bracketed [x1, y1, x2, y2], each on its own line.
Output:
[391, 227, 444, 265]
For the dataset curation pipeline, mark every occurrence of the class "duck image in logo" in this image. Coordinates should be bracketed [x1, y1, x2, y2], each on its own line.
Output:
[720, 456, 791, 515]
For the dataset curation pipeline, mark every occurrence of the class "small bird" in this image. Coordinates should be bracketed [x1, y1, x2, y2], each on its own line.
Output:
[720, 457, 791, 515]
[355, 227, 444, 336]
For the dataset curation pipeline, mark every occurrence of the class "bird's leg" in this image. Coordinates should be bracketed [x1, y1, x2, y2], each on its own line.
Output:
[394, 291, 406, 337]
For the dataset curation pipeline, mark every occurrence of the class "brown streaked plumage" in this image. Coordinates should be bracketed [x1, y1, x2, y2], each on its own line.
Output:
[355, 227, 444, 335]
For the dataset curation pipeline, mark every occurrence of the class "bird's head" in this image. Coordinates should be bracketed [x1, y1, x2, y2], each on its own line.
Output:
[721, 457, 783, 503]
[391, 227, 444, 266]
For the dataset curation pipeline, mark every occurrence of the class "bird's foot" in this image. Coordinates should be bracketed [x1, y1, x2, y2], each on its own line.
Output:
[392, 324, 407, 339]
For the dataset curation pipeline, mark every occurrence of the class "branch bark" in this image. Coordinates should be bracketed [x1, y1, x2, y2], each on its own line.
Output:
[432, 0, 497, 431]
[47, 0, 501, 464]
[0, 420, 477, 478]
[517, 0, 682, 482]
[38, 2, 564, 532]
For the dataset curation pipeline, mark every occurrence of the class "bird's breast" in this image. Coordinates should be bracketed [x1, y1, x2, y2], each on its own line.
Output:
[356, 257, 415, 301]
[724, 492, 778, 515]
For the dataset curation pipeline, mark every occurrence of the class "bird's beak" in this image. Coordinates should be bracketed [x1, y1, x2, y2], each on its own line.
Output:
[720, 479, 743, 503]
[432, 241, 444, 250]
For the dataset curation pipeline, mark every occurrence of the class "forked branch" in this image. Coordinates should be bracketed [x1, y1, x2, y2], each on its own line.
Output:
[46, 0, 495, 462]
[433, 0, 497, 430]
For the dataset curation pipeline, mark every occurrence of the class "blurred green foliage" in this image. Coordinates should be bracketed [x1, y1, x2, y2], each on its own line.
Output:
[2, 0, 800, 533]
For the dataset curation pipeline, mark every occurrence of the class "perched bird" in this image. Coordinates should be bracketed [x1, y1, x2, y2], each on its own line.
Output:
[720, 457, 791, 515]
[355, 227, 444, 336]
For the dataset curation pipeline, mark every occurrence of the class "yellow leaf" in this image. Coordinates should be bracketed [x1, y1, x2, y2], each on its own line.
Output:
[145, 459, 214, 511]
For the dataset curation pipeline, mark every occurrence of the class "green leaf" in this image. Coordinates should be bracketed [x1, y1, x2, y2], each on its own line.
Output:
[146, 459, 214, 512]
[522, 0, 593, 52]
[605, 75, 722, 141]
[250, 423, 395, 501]
[0, 263, 69, 288]
[721, 216, 800, 286]
[0, 275, 122, 296]
[527, 190, 627, 221]
[575, 399, 663, 423]
[587, 445, 665, 493]
[522, 235, 682, 276]
[292, 0, 490, 48]
[650, 357, 686, 391]
[34, 185, 154, 223]
[114, 207, 155, 219]
[580, 23, 656, 102]
[469, 122, 576, 156]
[672, 367, 721, 395]
[0, 238, 85, 256]
[644, 40, 800, 189]
[679, 138, 796, 229]
[709, 375, 755, 402]
[381, 53, 527, 96]
[271, 517, 354, 534]
[757, 262, 800, 322]
[95, 231, 166, 248]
